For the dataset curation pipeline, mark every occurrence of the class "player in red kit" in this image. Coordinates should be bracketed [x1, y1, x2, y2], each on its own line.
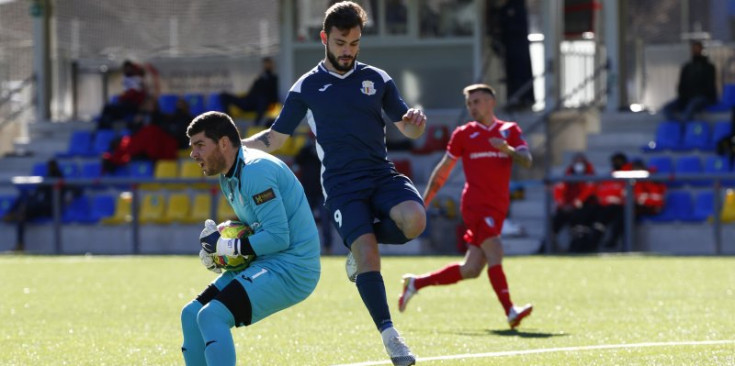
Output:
[398, 83, 534, 329]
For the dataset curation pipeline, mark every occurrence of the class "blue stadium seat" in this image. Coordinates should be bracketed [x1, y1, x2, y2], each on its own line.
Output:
[707, 83, 735, 112]
[128, 160, 154, 180]
[703, 156, 735, 187]
[158, 94, 179, 114]
[30, 161, 47, 176]
[184, 93, 206, 116]
[0, 194, 17, 218]
[681, 121, 710, 151]
[206, 92, 226, 113]
[59, 161, 81, 179]
[62, 195, 92, 223]
[642, 121, 681, 151]
[690, 191, 714, 222]
[81, 161, 102, 178]
[710, 121, 732, 150]
[675, 156, 705, 186]
[89, 195, 116, 223]
[91, 129, 118, 156]
[647, 156, 678, 187]
[648, 191, 693, 222]
[56, 130, 93, 158]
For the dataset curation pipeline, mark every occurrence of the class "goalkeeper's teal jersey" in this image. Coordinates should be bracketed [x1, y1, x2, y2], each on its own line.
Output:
[219, 147, 320, 277]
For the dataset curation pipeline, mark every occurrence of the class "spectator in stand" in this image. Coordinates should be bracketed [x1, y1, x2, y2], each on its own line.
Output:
[591, 152, 629, 251]
[220, 57, 279, 126]
[631, 159, 666, 217]
[550, 153, 597, 252]
[662, 41, 717, 124]
[2, 159, 78, 251]
[97, 60, 148, 130]
[163, 97, 194, 150]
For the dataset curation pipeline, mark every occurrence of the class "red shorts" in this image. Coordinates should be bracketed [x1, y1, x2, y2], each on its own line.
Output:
[461, 206, 506, 247]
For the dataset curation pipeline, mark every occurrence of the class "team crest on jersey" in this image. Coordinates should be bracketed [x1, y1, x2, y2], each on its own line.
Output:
[360, 80, 376, 95]
[484, 216, 495, 228]
[500, 129, 510, 139]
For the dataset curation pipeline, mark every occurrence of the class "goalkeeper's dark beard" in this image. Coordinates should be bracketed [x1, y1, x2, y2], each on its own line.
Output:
[204, 149, 227, 176]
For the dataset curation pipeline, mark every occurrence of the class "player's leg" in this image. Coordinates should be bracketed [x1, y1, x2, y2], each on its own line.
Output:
[399, 245, 486, 312]
[481, 235, 533, 329]
[372, 173, 425, 244]
[181, 285, 220, 366]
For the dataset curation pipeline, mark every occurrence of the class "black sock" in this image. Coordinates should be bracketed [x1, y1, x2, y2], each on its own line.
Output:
[355, 271, 393, 332]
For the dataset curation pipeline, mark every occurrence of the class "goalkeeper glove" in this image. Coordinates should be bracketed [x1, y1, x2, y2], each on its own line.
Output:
[200, 219, 242, 257]
[199, 249, 222, 274]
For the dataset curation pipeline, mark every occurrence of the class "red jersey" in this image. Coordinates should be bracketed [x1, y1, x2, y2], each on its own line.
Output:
[447, 119, 528, 212]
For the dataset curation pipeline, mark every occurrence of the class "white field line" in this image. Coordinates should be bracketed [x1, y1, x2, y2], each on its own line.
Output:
[331, 339, 735, 366]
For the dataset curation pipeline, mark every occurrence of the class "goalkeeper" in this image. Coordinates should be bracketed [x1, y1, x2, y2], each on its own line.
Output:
[180, 111, 321, 366]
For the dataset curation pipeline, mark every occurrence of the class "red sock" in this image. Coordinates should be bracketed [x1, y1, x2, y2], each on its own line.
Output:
[413, 263, 463, 291]
[488, 265, 513, 315]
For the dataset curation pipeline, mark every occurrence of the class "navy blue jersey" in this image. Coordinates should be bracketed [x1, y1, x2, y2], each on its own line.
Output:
[271, 61, 409, 198]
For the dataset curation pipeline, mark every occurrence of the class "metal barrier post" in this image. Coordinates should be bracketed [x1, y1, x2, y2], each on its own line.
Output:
[623, 179, 634, 252]
[713, 181, 722, 255]
[131, 185, 140, 254]
[52, 181, 62, 254]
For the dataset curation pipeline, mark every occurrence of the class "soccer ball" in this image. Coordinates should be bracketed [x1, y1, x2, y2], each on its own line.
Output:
[212, 220, 257, 271]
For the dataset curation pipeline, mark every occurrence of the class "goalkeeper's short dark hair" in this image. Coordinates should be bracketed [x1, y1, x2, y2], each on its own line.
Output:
[187, 111, 242, 148]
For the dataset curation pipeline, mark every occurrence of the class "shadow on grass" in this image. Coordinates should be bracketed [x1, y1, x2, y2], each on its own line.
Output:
[488, 329, 569, 338]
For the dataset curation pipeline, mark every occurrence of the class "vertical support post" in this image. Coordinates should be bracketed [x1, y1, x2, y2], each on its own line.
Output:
[52, 180, 62, 254]
[131, 185, 140, 254]
[623, 179, 634, 252]
[713, 182, 722, 255]
[31, 0, 51, 121]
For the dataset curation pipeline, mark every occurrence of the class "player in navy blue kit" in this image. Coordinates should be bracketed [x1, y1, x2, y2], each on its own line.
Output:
[242, 2, 424, 365]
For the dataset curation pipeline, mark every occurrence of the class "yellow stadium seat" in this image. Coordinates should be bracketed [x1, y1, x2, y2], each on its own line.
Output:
[141, 160, 179, 190]
[273, 134, 307, 157]
[217, 194, 238, 223]
[159, 193, 191, 224]
[229, 101, 282, 122]
[179, 160, 215, 190]
[185, 193, 213, 224]
[139, 193, 166, 224]
[100, 192, 133, 225]
[721, 189, 735, 223]
[178, 148, 191, 159]
[245, 125, 267, 138]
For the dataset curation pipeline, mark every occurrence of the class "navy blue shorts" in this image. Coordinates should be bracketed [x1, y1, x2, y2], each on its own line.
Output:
[325, 171, 423, 247]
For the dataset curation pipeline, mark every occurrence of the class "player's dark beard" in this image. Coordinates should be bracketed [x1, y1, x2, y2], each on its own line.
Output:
[205, 150, 227, 176]
[326, 48, 357, 73]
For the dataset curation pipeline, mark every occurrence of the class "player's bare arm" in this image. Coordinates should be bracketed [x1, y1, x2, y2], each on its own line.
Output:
[395, 108, 427, 139]
[242, 128, 289, 153]
[489, 137, 533, 168]
[422, 153, 457, 208]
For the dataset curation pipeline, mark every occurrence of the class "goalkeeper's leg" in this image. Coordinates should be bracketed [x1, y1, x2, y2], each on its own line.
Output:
[197, 281, 252, 366]
[181, 285, 220, 366]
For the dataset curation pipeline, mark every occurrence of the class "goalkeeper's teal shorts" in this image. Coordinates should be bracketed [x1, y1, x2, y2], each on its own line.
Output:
[211, 257, 319, 325]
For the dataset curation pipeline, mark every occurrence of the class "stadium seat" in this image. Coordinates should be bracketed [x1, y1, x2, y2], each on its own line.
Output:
[648, 191, 693, 222]
[183, 93, 206, 116]
[642, 121, 681, 151]
[159, 193, 191, 224]
[721, 189, 735, 223]
[141, 160, 178, 190]
[91, 129, 118, 156]
[101, 192, 133, 225]
[245, 125, 267, 138]
[710, 121, 732, 151]
[273, 134, 307, 157]
[216, 194, 237, 222]
[412, 124, 450, 154]
[674, 156, 704, 187]
[647, 155, 674, 175]
[681, 121, 710, 151]
[58, 161, 81, 179]
[158, 94, 179, 114]
[89, 194, 116, 223]
[185, 193, 213, 224]
[707, 83, 735, 112]
[62, 195, 92, 223]
[30, 161, 47, 176]
[703, 156, 735, 187]
[138, 193, 166, 224]
[206, 92, 226, 113]
[56, 130, 93, 158]
[81, 161, 102, 179]
[179, 160, 213, 189]
[0, 194, 17, 218]
[690, 191, 714, 222]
